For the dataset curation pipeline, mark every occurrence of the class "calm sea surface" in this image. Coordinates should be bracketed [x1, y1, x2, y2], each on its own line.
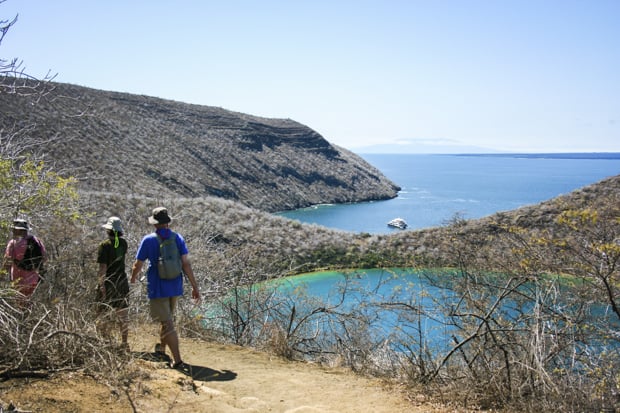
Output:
[276, 154, 620, 234]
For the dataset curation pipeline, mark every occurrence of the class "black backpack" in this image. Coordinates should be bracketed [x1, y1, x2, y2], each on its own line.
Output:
[16, 236, 45, 271]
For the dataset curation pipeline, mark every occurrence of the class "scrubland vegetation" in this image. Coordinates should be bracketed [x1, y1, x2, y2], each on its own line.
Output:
[2, 15, 620, 411]
[3, 124, 619, 412]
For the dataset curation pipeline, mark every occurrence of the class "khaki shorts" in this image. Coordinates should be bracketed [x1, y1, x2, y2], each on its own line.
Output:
[149, 296, 179, 323]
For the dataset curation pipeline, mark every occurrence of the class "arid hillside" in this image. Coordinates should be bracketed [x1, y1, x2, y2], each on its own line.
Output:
[77, 173, 620, 279]
[0, 80, 399, 212]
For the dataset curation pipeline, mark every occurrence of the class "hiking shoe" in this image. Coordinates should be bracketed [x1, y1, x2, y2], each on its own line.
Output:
[149, 343, 170, 363]
[154, 343, 165, 354]
[170, 360, 190, 373]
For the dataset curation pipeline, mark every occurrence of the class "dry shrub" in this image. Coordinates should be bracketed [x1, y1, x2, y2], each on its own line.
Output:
[262, 323, 293, 359]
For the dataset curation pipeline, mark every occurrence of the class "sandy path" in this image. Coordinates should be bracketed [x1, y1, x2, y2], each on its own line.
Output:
[130, 330, 418, 413]
[1, 327, 449, 412]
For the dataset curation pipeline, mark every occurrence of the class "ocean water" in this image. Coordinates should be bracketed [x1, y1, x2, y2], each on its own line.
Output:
[276, 153, 620, 234]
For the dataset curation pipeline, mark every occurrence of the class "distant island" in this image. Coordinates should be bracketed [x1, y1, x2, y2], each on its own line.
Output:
[453, 152, 620, 160]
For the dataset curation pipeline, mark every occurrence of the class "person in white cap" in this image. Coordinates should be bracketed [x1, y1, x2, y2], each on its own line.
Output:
[3, 218, 46, 300]
[96, 216, 130, 350]
[130, 207, 200, 370]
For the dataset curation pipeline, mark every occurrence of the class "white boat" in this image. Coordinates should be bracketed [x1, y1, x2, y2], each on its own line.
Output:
[387, 218, 408, 229]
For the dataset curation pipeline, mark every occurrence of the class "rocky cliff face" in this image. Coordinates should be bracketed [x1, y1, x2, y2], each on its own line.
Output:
[0, 81, 399, 211]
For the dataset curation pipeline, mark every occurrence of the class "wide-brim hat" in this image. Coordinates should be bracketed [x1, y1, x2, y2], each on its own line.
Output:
[148, 207, 172, 224]
[102, 216, 123, 232]
[13, 219, 30, 231]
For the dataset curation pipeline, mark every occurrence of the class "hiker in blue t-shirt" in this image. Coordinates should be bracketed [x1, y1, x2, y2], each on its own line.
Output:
[130, 207, 200, 370]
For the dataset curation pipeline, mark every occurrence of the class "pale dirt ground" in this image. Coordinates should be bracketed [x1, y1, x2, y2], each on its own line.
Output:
[0, 325, 473, 413]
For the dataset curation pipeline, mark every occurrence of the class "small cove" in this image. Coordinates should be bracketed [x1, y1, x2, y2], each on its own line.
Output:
[276, 153, 620, 233]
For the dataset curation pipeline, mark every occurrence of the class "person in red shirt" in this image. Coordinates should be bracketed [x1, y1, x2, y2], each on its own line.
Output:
[3, 219, 47, 299]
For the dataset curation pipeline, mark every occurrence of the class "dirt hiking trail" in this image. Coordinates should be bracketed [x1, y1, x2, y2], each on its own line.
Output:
[1, 327, 464, 412]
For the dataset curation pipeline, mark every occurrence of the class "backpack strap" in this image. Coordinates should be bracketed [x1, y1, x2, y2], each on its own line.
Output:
[108, 237, 125, 263]
[156, 231, 177, 246]
[156, 231, 180, 261]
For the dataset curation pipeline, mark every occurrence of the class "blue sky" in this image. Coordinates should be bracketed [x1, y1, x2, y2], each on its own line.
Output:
[1, 1, 618, 153]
